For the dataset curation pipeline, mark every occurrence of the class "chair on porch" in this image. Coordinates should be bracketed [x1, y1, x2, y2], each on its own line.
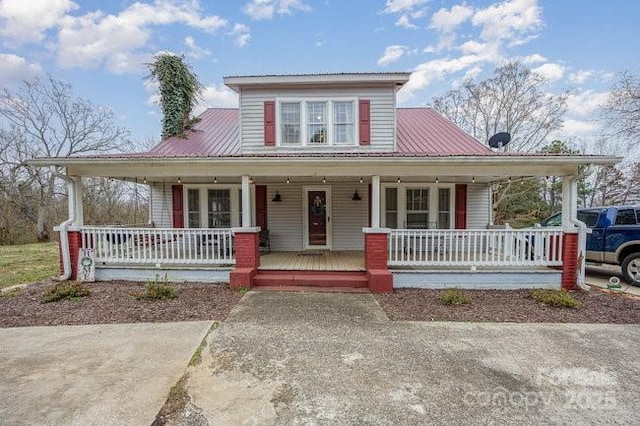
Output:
[259, 229, 271, 253]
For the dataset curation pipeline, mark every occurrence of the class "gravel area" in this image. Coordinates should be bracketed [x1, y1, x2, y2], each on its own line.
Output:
[0, 281, 243, 328]
[376, 288, 640, 323]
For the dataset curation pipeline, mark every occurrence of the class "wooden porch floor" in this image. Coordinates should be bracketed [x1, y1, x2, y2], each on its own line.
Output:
[259, 251, 365, 271]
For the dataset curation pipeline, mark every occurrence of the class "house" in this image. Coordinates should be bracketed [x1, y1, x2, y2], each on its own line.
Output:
[31, 72, 619, 292]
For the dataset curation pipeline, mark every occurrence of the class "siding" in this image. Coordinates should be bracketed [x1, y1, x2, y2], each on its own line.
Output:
[240, 87, 396, 153]
[467, 184, 491, 229]
[266, 182, 369, 251]
[150, 184, 172, 227]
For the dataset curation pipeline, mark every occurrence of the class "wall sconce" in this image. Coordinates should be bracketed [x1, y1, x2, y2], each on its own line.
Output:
[272, 191, 282, 202]
[214, 176, 218, 184]
[351, 190, 362, 201]
[286, 177, 290, 184]
[177, 176, 182, 184]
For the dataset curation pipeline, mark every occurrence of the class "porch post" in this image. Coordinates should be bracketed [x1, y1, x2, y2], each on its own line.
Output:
[561, 175, 579, 290]
[371, 175, 381, 228]
[229, 226, 261, 289]
[363, 227, 393, 293]
[73, 177, 84, 226]
[242, 175, 251, 227]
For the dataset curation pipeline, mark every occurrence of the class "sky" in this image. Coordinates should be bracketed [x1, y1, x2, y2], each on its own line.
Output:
[1, 0, 639, 151]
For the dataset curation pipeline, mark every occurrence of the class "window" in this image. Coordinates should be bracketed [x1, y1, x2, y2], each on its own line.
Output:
[208, 189, 231, 228]
[438, 188, 451, 229]
[615, 209, 637, 225]
[406, 188, 430, 229]
[333, 101, 354, 144]
[281, 102, 301, 145]
[278, 99, 356, 146]
[307, 102, 327, 144]
[187, 189, 200, 228]
[577, 210, 601, 227]
[385, 188, 398, 229]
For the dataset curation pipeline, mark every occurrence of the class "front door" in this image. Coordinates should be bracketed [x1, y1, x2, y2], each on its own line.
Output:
[304, 187, 331, 249]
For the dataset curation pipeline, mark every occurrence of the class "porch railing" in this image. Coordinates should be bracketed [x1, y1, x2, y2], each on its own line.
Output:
[388, 228, 564, 267]
[79, 226, 235, 266]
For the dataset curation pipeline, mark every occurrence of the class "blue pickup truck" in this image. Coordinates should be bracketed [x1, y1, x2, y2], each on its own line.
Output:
[541, 206, 640, 285]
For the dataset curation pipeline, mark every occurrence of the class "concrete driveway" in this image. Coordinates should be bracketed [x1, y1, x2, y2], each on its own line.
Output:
[586, 264, 640, 296]
[0, 321, 212, 426]
[183, 291, 640, 425]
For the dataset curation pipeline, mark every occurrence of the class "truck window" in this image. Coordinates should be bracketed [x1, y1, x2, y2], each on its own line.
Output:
[576, 210, 600, 227]
[615, 209, 638, 225]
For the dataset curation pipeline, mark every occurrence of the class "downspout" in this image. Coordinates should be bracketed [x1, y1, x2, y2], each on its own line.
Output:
[50, 167, 76, 281]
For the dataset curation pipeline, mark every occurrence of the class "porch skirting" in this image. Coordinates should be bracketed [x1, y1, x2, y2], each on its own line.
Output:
[392, 269, 561, 290]
[95, 266, 232, 283]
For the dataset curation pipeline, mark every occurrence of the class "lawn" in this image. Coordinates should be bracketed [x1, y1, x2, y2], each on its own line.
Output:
[0, 242, 59, 289]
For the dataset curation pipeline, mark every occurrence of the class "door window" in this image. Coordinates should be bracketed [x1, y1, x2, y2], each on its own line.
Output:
[406, 188, 429, 229]
[187, 189, 200, 228]
[208, 189, 231, 228]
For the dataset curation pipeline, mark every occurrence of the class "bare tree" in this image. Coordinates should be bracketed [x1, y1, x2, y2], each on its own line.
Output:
[0, 76, 128, 241]
[601, 71, 640, 144]
[433, 62, 568, 153]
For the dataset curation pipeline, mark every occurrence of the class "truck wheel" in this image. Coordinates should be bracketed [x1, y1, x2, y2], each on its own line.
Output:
[621, 253, 640, 287]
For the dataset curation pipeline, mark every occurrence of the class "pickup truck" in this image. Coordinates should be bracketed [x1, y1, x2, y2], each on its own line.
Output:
[540, 206, 640, 285]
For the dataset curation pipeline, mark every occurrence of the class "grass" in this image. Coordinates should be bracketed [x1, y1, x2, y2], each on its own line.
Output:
[439, 288, 472, 306]
[135, 275, 177, 301]
[0, 242, 59, 289]
[41, 281, 91, 303]
[530, 289, 582, 309]
[188, 322, 218, 367]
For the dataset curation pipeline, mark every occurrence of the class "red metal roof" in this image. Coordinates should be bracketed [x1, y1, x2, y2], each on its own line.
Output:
[146, 106, 491, 157]
[149, 108, 240, 157]
[396, 108, 493, 155]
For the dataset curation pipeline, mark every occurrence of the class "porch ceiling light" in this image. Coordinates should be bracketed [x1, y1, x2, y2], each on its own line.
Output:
[520, 176, 525, 185]
[214, 176, 218, 184]
[143, 177, 147, 184]
[322, 177, 326, 184]
[177, 176, 182, 184]
[472, 176, 476, 183]
[397, 177, 401, 183]
[435, 176, 439, 183]
[272, 191, 282, 202]
[286, 177, 290, 184]
[508, 176, 512, 184]
[359, 177, 363, 184]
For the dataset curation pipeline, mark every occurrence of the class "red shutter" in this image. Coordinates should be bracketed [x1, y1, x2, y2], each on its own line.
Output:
[172, 185, 184, 228]
[264, 101, 275, 146]
[255, 185, 268, 230]
[359, 100, 370, 145]
[455, 184, 467, 229]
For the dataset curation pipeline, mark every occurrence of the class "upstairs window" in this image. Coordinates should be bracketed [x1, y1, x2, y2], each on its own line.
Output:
[277, 99, 357, 146]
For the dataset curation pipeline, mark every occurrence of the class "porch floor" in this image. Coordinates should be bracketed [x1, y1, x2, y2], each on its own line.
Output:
[259, 250, 365, 271]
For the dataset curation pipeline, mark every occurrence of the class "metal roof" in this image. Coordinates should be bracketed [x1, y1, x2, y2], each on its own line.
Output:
[146, 106, 491, 157]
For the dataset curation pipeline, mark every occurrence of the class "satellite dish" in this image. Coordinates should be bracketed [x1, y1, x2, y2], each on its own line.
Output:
[488, 132, 511, 149]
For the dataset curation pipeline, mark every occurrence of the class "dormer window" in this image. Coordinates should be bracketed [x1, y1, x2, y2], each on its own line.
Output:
[276, 98, 357, 146]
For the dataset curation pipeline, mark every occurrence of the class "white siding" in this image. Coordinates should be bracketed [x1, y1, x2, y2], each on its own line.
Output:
[240, 87, 396, 153]
[467, 184, 491, 229]
[266, 182, 368, 251]
[150, 184, 172, 227]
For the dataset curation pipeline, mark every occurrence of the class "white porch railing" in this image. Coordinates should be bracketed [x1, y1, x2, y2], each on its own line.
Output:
[80, 226, 235, 266]
[388, 228, 564, 267]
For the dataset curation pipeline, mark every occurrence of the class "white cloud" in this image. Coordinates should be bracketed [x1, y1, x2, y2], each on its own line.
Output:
[243, 0, 311, 21]
[0, 53, 41, 86]
[430, 4, 474, 33]
[521, 53, 546, 64]
[471, 0, 542, 44]
[378, 45, 408, 66]
[57, 1, 227, 73]
[561, 119, 599, 137]
[568, 70, 593, 85]
[184, 36, 211, 59]
[532, 63, 566, 81]
[0, 0, 77, 45]
[315, 33, 326, 47]
[566, 90, 609, 116]
[383, 0, 428, 29]
[458, 40, 500, 60]
[229, 23, 251, 47]
[194, 83, 239, 114]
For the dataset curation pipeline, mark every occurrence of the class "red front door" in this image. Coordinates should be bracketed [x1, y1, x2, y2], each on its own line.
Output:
[307, 190, 327, 246]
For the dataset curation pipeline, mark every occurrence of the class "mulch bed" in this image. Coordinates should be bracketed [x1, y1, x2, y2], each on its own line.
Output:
[376, 289, 640, 324]
[0, 281, 243, 328]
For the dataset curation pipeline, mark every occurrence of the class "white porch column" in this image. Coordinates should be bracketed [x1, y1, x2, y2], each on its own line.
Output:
[241, 175, 251, 227]
[561, 175, 577, 229]
[371, 175, 381, 228]
[73, 177, 84, 226]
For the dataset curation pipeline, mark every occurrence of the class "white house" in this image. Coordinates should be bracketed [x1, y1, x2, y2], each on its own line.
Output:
[31, 72, 619, 292]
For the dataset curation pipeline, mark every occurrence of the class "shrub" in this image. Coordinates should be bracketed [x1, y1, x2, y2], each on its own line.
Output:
[439, 288, 472, 306]
[135, 276, 177, 301]
[530, 289, 582, 309]
[41, 281, 90, 303]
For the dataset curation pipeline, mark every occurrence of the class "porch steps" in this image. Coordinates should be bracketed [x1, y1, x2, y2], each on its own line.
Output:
[253, 286, 370, 293]
[253, 270, 369, 288]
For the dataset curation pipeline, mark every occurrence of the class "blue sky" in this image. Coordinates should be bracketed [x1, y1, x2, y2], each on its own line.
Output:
[1, 0, 639, 151]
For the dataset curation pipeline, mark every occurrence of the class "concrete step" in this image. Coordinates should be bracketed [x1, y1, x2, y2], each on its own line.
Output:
[254, 270, 369, 288]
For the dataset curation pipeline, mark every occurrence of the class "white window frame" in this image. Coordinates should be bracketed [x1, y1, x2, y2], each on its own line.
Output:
[381, 183, 456, 229]
[182, 185, 243, 228]
[275, 97, 359, 147]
